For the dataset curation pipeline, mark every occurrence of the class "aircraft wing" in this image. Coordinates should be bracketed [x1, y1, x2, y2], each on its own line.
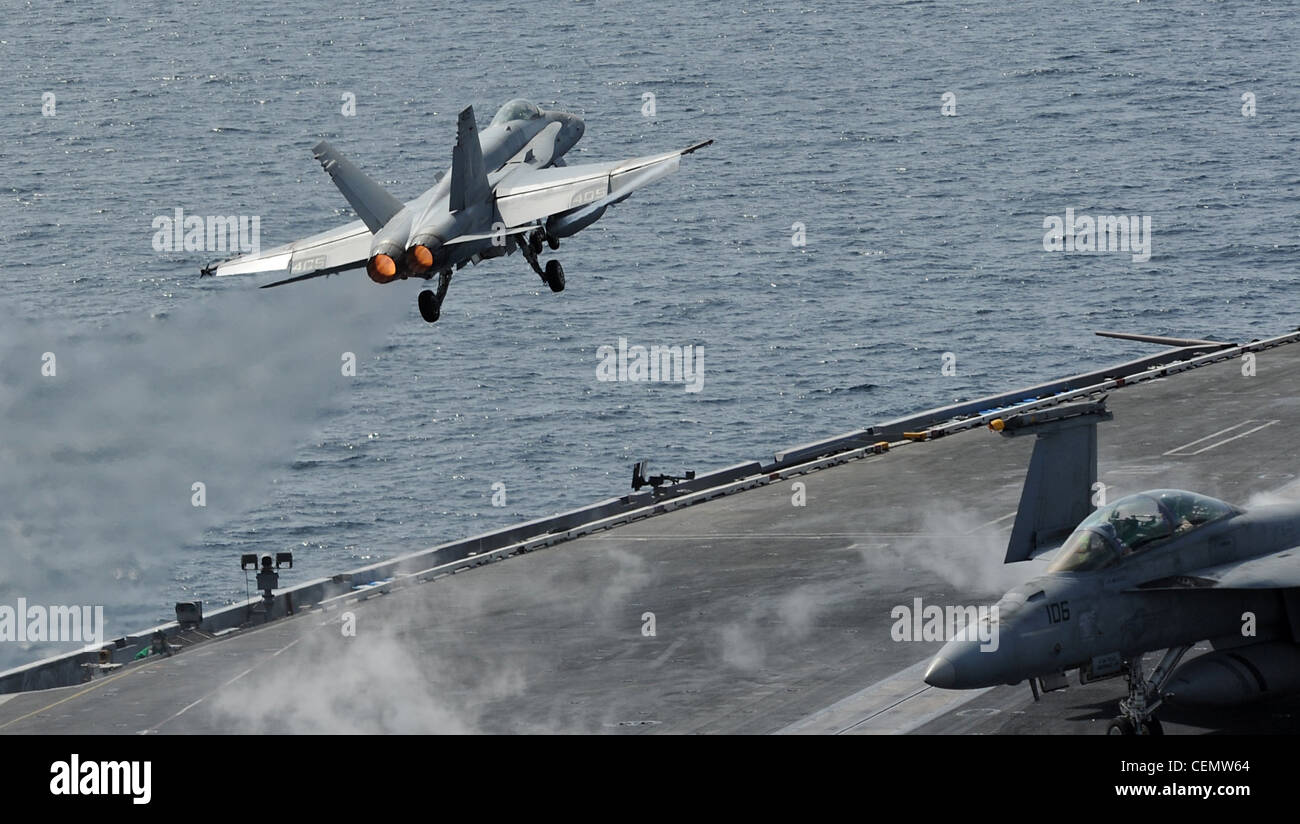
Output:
[200, 219, 372, 287]
[492, 140, 711, 228]
[1133, 549, 1300, 591]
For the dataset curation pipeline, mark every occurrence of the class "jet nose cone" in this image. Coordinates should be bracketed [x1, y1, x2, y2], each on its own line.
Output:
[924, 623, 1015, 689]
[923, 656, 956, 689]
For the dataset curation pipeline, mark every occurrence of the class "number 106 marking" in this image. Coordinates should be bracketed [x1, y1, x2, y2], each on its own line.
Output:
[1045, 601, 1070, 623]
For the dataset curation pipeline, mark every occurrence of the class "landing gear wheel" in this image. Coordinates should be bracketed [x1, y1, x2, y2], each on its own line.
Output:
[544, 259, 565, 293]
[1106, 647, 1188, 735]
[528, 231, 544, 256]
[418, 289, 440, 323]
[546, 234, 559, 251]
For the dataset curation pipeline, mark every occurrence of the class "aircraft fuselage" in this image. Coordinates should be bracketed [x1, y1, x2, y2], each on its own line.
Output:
[926, 502, 1300, 689]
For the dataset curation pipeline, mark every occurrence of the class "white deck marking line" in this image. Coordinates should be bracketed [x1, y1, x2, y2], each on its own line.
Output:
[973, 512, 1018, 531]
[139, 637, 301, 734]
[775, 660, 992, 735]
[834, 684, 932, 733]
[1188, 420, 1279, 455]
[650, 638, 686, 668]
[836, 681, 995, 736]
[1163, 420, 1259, 456]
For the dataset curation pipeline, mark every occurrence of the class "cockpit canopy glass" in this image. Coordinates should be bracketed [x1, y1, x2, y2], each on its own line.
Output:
[1046, 490, 1236, 573]
[491, 99, 543, 126]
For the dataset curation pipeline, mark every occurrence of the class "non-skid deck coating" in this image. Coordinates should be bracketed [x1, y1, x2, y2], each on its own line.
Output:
[3, 343, 1299, 734]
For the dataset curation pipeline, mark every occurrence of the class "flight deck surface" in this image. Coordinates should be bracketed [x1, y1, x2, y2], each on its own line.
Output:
[3, 339, 1298, 734]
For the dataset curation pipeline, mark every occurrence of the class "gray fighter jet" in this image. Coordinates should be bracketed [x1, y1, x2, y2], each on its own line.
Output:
[922, 400, 1300, 734]
[201, 98, 710, 322]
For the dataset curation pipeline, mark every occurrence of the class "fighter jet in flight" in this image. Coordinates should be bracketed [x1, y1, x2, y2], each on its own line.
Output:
[201, 98, 710, 323]
[923, 400, 1300, 735]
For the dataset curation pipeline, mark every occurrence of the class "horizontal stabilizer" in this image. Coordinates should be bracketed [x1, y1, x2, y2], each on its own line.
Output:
[312, 141, 404, 233]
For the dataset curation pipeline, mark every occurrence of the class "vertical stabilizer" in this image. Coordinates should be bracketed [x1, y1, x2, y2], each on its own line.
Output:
[996, 400, 1112, 563]
[449, 105, 491, 212]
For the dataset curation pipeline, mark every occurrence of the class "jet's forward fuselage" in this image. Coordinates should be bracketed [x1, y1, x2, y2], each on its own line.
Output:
[925, 500, 1300, 690]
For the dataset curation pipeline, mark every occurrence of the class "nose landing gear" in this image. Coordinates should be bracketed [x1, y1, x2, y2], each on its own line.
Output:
[1107, 645, 1190, 735]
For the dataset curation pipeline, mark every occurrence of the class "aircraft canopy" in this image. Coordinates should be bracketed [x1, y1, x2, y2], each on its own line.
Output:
[1046, 490, 1237, 573]
[491, 99, 543, 126]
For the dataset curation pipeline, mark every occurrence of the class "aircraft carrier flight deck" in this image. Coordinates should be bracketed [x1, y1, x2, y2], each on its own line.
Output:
[3, 331, 1299, 735]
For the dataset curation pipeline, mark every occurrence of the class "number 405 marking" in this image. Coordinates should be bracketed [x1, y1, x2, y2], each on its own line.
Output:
[1045, 601, 1070, 623]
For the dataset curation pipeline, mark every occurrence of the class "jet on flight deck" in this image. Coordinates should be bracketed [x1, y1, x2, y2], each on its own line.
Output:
[923, 399, 1300, 735]
[201, 98, 711, 323]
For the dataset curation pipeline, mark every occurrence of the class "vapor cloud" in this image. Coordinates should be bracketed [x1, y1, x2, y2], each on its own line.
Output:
[0, 279, 406, 668]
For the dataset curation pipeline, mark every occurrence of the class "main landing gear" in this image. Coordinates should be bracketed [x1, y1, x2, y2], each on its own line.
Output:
[418, 269, 453, 324]
[1106, 645, 1190, 735]
[544, 259, 565, 292]
[522, 229, 565, 293]
[415, 228, 564, 323]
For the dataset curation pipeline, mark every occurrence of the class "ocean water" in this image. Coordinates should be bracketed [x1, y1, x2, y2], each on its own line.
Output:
[1, 0, 1297, 666]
